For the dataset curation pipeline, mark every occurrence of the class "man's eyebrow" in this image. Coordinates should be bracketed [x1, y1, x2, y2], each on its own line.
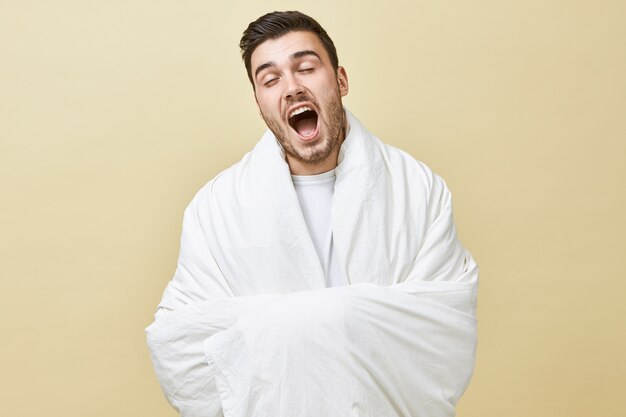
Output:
[254, 61, 277, 79]
[291, 50, 321, 61]
[254, 50, 322, 80]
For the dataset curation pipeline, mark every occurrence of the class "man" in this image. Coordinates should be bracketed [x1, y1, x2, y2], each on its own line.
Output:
[147, 11, 478, 417]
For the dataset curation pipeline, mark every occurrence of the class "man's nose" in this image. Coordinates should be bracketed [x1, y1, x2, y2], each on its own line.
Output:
[283, 75, 305, 100]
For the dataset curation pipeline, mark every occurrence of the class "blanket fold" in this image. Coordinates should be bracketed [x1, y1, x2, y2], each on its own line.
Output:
[146, 110, 478, 417]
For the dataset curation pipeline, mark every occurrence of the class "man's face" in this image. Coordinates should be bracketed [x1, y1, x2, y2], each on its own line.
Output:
[251, 31, 349, 175]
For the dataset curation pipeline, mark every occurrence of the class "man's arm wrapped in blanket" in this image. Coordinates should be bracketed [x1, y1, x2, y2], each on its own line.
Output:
[146, 180, 477, 417]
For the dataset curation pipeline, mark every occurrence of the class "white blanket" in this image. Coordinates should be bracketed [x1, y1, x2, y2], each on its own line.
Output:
[146, 110, 478, 417]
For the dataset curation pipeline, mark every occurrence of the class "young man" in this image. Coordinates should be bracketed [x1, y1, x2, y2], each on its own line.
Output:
[147, 11, 478, 417]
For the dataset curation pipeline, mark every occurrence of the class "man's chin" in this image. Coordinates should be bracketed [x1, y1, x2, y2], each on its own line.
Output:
[291, 139, 337, 165]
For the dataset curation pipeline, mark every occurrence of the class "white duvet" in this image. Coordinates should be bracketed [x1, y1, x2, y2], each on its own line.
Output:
[146, 110, 478, 417]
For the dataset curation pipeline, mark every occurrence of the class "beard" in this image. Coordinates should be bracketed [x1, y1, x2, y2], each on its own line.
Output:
[260, 87, 346, 166]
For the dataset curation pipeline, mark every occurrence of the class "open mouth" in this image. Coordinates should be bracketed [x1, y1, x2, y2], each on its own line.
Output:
[288, 106, 319, 139]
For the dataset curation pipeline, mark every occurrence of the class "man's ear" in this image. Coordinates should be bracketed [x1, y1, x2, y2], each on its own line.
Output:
[336, 66, 349, 97]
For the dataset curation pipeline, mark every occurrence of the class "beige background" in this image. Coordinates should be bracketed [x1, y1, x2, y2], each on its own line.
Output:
[1, 1, 624, 416]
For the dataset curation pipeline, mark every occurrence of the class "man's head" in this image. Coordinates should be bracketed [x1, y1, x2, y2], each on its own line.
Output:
[240, 11, 339, 87]
[240, 11, 349, 175]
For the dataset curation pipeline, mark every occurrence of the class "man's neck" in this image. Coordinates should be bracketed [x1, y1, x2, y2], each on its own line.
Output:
[287, 148, 341, 175]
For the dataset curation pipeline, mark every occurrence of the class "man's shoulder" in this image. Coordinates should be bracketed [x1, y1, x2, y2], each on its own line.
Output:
[186, 131, 281, 211]
[189, 151, 252, 207]
[367, 134, 444, 192]
[382, 141, 433, 172]
[344, 110, 441, 187]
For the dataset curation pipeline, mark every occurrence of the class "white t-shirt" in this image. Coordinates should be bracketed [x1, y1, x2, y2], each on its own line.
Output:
[291, 169, 344, 287]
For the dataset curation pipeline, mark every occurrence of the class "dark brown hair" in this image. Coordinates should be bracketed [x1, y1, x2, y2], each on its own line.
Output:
[240, 11, 339, 86]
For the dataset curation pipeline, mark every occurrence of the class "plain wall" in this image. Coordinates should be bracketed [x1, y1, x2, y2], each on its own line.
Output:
[1, 1, 624, 416]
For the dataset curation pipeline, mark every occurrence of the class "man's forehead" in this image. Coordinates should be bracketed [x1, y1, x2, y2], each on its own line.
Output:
[251, 31, 327, 69]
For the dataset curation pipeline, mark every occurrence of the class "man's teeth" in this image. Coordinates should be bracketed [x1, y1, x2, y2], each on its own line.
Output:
[289, 106, 312, 118]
